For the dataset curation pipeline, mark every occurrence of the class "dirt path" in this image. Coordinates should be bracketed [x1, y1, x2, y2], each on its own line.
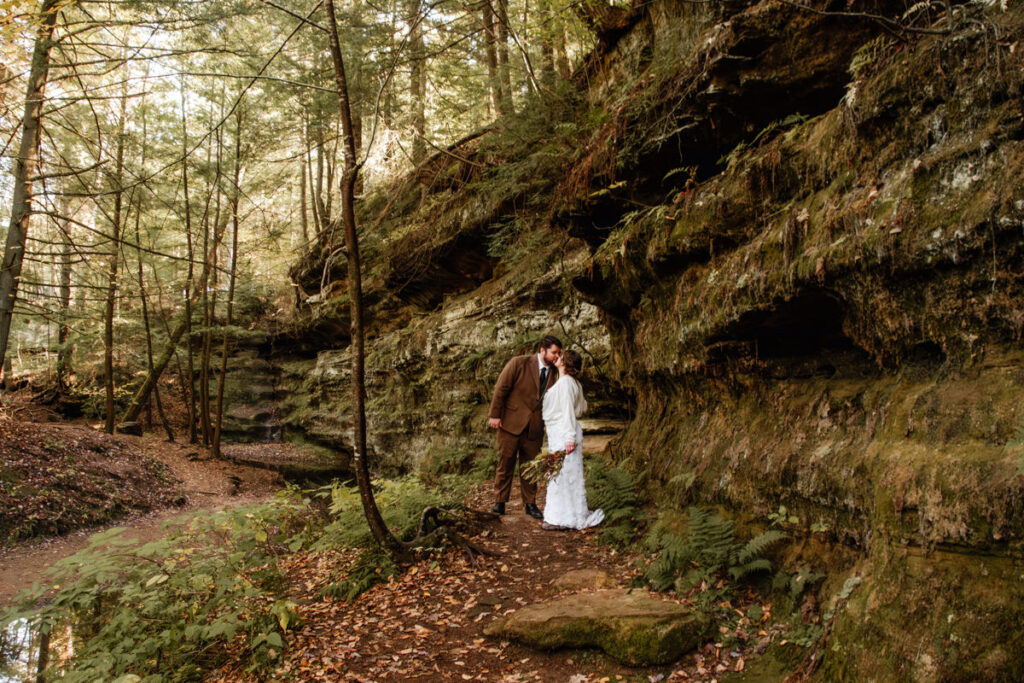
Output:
[214, 486, 657, 683]
[0, 433, 283, 606]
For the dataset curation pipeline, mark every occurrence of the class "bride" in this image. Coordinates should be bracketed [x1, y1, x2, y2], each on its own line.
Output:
[541, 349, 604, 530]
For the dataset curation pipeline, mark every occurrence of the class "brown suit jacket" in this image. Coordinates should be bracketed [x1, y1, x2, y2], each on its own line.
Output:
[489, 354, 558, 439]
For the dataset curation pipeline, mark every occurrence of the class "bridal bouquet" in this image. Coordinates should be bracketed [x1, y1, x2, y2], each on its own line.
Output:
[521, 450, 566, 484]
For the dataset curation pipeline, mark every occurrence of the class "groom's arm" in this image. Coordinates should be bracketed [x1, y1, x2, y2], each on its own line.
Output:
[488, 357, 518, 429]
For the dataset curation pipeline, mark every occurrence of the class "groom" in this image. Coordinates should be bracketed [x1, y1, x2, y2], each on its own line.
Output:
[487, 335, 562, 519]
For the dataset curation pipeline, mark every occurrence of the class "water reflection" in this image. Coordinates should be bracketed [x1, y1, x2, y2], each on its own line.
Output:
[1, 618, 68, 683]
[0, 619, 35, 682]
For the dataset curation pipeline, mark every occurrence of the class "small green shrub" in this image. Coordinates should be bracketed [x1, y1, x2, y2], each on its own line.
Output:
[312, 475, 460, 549]
[2, 491, 313, 681]
[773, 564, 827, 601]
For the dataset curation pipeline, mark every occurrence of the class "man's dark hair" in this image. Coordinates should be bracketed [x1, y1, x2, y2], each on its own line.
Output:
[538, 335, 563, 351]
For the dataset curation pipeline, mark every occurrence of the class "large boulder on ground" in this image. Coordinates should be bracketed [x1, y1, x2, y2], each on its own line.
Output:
[483, 588, 709, 666]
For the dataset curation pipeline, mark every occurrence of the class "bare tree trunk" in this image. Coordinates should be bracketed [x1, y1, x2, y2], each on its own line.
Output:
[299, 149, 309, 245]
[325, 127, 336, 220]
[314, 134, 329, 228]
[149, 260, 190, 428]
[181, 83, 198, 443]
[556, 23, 571, 79]
[199, 114, 226, 447]
[351, 55, 364, 195]
[407, 0, 426, 163]
[213, 110, 243, 459]
[0, 0, 61, 382]
[104, 78, 129, 434]
[494, 0, 514, 115]
[324, 0, 403, 557]
[540, 3, 555, 91]
[119, 247, 216, 425]
[307, 144, 322, 235]
[482, 0, 501, 116]
[55, 194, 73, 391]
[304, 114, 323, 235]
[34, 624, 49, 683]
[134, 95, 173, 442]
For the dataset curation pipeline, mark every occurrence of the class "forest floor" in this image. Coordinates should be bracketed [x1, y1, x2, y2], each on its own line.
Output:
[0, 415, 283, 605]
[208, 449, 773, 683]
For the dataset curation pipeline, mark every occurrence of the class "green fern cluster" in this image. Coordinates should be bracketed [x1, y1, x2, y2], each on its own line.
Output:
[774, 563, 827, 601]
[644, 507, 787, 597]
[319, 548, 398, 601]
[584, 457, 646, 547]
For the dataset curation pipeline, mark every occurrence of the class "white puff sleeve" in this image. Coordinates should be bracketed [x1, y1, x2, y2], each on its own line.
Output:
[543, 378, 584, 451]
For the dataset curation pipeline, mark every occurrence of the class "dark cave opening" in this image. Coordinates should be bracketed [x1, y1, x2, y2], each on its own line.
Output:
[707, 289, 868, 365]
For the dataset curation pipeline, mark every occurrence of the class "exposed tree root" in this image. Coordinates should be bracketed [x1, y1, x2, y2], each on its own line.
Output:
[398, 505, 500, 567]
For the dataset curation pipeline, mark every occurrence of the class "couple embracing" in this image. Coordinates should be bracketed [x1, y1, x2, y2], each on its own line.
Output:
[487, 335, 604, 531]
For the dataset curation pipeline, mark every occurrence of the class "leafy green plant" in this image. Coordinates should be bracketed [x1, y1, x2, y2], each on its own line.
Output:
[312, 475, 460, 549]
[783, 576, 861, 648]
[768, 504, 800, 528]
[1003, 419, 1024, 475]
[643, 508, 787, 599]
[2, 492, 313, 681]
[773, 564, 827, 601]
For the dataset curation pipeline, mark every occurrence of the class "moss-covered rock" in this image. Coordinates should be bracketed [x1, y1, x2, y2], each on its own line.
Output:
[483, 588, 710, 665]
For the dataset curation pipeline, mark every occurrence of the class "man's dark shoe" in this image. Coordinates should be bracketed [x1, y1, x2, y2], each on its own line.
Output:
[524, 503, 543, 519]
[491, 502, 505, 515]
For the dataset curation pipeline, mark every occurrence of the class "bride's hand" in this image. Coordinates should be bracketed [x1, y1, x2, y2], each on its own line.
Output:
[565, 441, 575, 454]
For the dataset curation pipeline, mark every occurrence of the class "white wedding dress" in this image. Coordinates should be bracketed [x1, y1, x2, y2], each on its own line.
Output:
[541, 376, 604, 530]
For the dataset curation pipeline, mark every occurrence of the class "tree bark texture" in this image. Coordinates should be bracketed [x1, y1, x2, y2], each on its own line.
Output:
[493, 0, 514, 115]
[482, 0, 501, 116]
[324, 0, 403, 556]
[213, 110, 243, 459]
[181, 86, 198, 443]
[0, 0, 61, 382]
[407, 0, 426, 163]
[56, 195, 73, 390]
[104, 80, 128, 433]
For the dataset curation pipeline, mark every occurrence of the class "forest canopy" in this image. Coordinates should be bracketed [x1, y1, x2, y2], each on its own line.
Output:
[0, 0, 602, 423]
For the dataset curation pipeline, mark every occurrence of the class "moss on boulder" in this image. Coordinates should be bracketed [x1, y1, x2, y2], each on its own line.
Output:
[484, 589, 710, 665]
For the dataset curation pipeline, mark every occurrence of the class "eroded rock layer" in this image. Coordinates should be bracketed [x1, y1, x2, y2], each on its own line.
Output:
[282, 0, 1024, 677]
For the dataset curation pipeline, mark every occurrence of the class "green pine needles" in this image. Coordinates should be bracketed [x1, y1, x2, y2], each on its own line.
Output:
[643, 507, 787, 597]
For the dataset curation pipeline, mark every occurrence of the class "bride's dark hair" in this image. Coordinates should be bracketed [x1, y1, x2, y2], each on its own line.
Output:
[562, 349, 583, 377]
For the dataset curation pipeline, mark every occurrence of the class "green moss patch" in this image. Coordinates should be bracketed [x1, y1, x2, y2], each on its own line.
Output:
[484, 588, 711, 666]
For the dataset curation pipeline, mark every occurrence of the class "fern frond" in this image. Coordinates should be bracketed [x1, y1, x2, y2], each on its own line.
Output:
[735, 530, 787, 565]
[728, 558, 772, 581]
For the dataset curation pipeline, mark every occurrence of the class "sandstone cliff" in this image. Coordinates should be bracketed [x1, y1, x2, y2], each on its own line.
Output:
[284, 0, 1024, 677]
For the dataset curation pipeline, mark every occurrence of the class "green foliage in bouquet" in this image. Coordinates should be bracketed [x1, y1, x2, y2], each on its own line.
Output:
[521, 450, 566, 484]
